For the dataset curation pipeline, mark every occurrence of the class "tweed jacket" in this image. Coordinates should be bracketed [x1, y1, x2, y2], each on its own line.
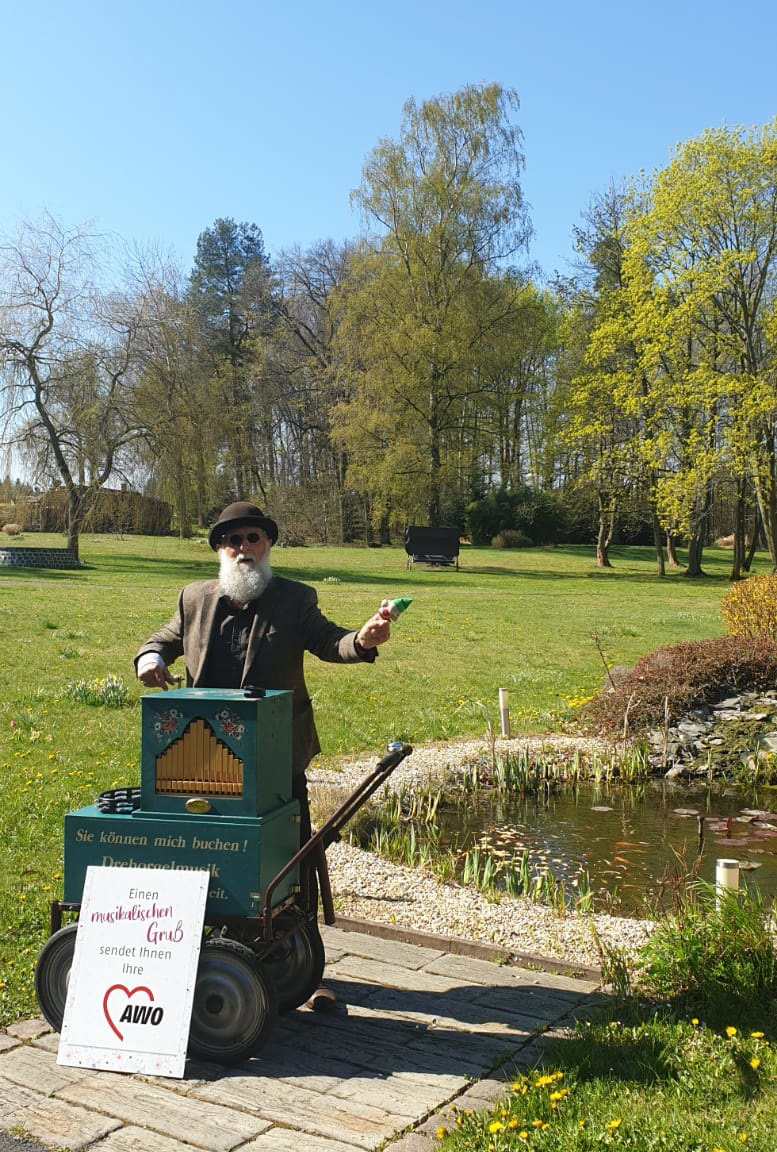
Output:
[135, 575, 375, 775]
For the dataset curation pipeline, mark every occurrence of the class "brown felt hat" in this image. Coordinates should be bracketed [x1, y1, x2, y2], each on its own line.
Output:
[208, 501, 279, 549]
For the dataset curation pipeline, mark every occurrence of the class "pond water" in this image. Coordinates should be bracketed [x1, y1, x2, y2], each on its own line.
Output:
[433, 781, 777, 915]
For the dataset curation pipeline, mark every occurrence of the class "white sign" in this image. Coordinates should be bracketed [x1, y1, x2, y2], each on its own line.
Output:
[57, 865, 209, 1078]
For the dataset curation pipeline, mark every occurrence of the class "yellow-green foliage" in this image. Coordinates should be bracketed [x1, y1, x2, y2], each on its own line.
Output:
[721, 572, 777, 637]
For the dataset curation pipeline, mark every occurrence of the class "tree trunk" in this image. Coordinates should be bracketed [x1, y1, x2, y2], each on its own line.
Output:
[752, 442, 777, 569]
[729, 478, 747, 581]
[595, 490, 615, 567]
[652, 512, 665, 577]
[666, 533, 680, 567]
[66, 487, 80, 560]
[685, 535, 706, 576]
[744, 513, 762, 572]
[427, 394, 442, 526]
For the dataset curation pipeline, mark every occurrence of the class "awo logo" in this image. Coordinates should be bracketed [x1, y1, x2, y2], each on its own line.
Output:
[103, 984, 165, 1041]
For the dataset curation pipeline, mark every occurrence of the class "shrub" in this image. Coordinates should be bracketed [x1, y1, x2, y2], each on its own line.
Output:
[581, 634, 777, 736]
[721, 571, 777, 638]
[466, 486, 527, 545]
[633, 883, 777, 1028]
[491, 529, 534, 549]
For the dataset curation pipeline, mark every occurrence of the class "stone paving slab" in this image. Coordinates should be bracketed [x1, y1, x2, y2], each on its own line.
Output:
[243, 1133, 368, 1152]
[321, 925, 446, 970]
[0, 1078, 46, 1122]
[0, 1046, 94, 1095]
[422, 951, 600, 992]
[0, 924, 601, 1151]
[1, 1094, 121, 1151]
[59, 1075, 269, 1150]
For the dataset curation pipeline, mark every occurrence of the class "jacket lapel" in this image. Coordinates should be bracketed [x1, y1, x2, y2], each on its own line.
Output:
[193, 586, 223, 685]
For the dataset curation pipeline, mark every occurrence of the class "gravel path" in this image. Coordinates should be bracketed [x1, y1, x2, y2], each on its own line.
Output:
[309, 737, 653, 971]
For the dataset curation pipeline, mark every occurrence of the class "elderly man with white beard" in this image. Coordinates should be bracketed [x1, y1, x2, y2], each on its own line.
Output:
[135, 500, 392, 1010]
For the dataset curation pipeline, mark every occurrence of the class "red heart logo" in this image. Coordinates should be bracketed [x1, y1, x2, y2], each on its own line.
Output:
[103, 984, 154, 1041]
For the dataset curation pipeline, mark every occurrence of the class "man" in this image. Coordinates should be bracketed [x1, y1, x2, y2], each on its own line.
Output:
[135, 499, 391, 1009]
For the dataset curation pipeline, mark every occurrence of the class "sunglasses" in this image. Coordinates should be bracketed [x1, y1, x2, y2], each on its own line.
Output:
[223, 531, 265, 548]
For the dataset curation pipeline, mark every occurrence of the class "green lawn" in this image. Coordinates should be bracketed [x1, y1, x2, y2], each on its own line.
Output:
[0, 532, 764, 1023]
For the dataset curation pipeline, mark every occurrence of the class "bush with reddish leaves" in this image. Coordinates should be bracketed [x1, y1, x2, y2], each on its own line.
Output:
[581, 634, 777, 737]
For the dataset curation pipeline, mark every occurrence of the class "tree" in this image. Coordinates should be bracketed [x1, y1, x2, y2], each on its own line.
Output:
[333, 83, 532, 528]
[270, 241, 362, 541]
[130, 251, 220, 534]
[189, 218, 274, 498]
[621, 122, 777, 574]
[0, 215, 147, 556]
[560, 185, 651, 569]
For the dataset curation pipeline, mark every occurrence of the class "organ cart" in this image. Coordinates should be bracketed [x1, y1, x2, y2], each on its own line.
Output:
[34, 686, 412, 1063]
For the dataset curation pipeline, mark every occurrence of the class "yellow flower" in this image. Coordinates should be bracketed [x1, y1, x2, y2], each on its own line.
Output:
[488, 1121, 504, 1134]
[726, 1026, 737, 1038]
[691, 1018, 699, 1026]
[549, 1090, 567, 1102]
[738, 1135, 749, 1143]
[606, 1118, 623, 1132]
[750, 1031, 764, 1039]
[535, 1074, 555, 1087]
[750, 1057, 761, 1070]
[436, 1126, 446, 1140]
[518, 1133, 528, 1142]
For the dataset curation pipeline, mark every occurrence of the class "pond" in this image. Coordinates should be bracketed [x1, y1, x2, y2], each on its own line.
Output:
[432, 780, 777, 915]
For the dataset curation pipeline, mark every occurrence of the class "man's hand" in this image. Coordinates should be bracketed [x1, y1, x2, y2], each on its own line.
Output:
[137, 659, 177, 690]
[356, 608, 392, 650]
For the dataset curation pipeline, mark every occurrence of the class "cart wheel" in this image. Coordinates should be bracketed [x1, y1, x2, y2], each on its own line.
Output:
[189, 938, 277, 1065]
[262, 912, 325, 1013]
[35, 923, 78, 1032]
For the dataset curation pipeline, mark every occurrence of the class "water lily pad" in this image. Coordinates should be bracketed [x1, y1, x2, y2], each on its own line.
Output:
[673, 808, 699, 816]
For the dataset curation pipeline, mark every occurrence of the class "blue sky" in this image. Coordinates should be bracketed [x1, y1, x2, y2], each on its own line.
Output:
[2, 0, 775, 279]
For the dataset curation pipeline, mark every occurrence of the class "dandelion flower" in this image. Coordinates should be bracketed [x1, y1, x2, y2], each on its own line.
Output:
[750, 1031, 764, 1039]
[436, 1125, 446, 1140]
[726, 1026, 737, 1038]
[488, 1121, 504, 1134]
[606, 1118, 623, 1132]
[750, 1057, 761, 1071]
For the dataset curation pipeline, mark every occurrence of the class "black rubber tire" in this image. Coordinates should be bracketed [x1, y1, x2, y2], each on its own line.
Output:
[261, 913, 325, 1013]
[34, 923, 78, 1032]
[188, 938, 277, 1065]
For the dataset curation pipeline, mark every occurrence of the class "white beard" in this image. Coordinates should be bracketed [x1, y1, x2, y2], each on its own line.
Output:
[218, 551, 272, 604]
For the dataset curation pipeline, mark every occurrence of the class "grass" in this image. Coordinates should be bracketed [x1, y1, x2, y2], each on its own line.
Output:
[0, 531, 769, 1027]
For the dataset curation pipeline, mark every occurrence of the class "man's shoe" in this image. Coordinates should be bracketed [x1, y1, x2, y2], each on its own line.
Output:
[305, 985, 337, 1012]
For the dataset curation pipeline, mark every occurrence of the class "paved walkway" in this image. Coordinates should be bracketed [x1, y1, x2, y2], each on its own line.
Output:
[0, 924, 603, 1152]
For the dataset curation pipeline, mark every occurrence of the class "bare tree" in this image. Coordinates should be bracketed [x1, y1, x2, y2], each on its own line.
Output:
[0, 215, 147, 556]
